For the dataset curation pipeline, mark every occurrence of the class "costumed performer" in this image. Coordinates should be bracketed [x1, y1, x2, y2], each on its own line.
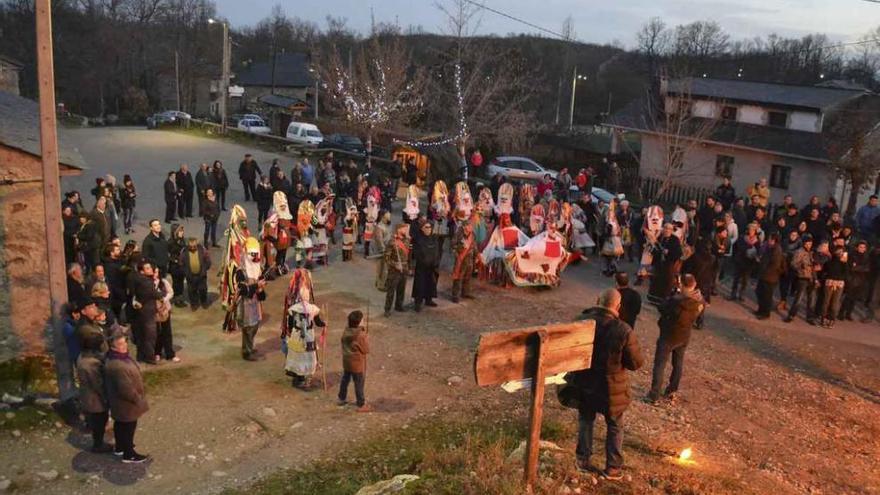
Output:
[281, 268, 326, 390]
[219, 205, 250, 333]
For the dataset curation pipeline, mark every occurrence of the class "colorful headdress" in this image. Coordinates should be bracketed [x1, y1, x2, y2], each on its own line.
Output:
[404, 184, 420, 220]
[530, 203, 546, 234]
[432, 181, 449, 205]
[454, 181, 473, 221]
[496, 183, 514, 215]
[219, 205, 250, 311]
[477, 187, 494, 216]
[297, 199, 315, 237]
[273, 191, 293, 220]
[280, 268, 316, 336]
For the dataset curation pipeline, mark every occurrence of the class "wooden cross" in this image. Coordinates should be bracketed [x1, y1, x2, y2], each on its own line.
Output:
[473, 321, 596, 491]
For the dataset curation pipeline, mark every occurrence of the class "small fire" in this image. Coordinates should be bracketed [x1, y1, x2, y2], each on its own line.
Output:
[679, 448, 693, 461]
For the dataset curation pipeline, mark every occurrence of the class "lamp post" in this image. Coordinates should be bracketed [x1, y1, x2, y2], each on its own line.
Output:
[309, 68, 319, 120]
[569, 66, 587, 131]
[209, 18, 229, 134]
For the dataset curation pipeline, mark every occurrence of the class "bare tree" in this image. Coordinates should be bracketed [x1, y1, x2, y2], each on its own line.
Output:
[430, 0, 538, 177]
[825, 96, 880, 216]
[636, 17, 669, 78]
[318, 36, 425, 167]
[618, 76, 720, 199]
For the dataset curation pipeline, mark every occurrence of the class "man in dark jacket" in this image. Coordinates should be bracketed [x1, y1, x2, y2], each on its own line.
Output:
[76, 332, 112, 453]
[755, 233, 786, 319]
[714, 177, 736, 211]
[614, 272, 641, 330]
[67, 262, 87, 306]
[175, 163, 195, 218]
[571, 288, 644, 480]
[648, 274, 704, 404]
[840, 241, 872, 321]
[163, 171, 179, 223]
[412, 220, 440, 311]
[141, 220, 170, 276]
[180, 238, 212, 309]
[202, 189, 221, 248]
[131, 260, 163, 364]
[195, 163, 215, 215]
[104, 332, 150, 463]
[238, 154, 262, 202]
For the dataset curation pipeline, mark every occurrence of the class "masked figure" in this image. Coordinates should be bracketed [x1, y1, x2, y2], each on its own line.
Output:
[261, 191, 294, 278]
[519, 184, 536, 232]
[281, 268, 326, 390]
[403, 184, 420, 223]
[219, 205, 250, 332]
[637, 205, 665, 284]
[529, 204, 546, 236]
[481, 212, 529, 286]
[342, 199, 358, 261]
[312, 196, 334, 265]
[505, 220, 570, 287]
[363, 186, 382, 258]
[453, 181, 473, 227]
[295, 199, 315, 267]
[495, 183, 514, 217]
[237, 237, 266, 359]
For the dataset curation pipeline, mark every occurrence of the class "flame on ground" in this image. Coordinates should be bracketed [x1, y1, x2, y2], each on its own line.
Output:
[679, 448, 693, 461]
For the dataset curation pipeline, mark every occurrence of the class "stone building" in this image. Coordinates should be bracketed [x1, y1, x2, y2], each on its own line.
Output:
[0, 90, 84, 362]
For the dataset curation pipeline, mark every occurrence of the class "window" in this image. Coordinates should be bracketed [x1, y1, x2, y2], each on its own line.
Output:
[674, 99, 692, 117]
[520, 161, 540, 172]
[715, 155, 734, 177]
[768, 111, 788, 128]
[721, 106, 738, 121]
[770, 164, 791, 189]
[500, 160, 520, 170]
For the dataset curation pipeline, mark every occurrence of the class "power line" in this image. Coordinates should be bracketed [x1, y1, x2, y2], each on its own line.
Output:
[459, 0, 577, 42]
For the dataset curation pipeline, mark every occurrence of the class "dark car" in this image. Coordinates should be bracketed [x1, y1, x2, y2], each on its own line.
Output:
[320, 134, 365, 154]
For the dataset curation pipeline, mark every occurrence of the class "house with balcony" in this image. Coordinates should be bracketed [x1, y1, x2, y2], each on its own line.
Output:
[605, 77, 880, 206]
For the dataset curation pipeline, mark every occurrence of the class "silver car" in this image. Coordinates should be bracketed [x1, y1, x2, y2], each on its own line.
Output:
[486, 156, 558, 182]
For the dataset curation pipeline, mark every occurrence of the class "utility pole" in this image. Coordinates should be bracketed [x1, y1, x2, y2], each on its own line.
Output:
[554, 77, 562, 126]
[210, 18, 230, 133]
[174, 49, 181, 111]
[35, 0, 73, 404]
[568, 65, 577, 130]
[314, 79, 319, 120]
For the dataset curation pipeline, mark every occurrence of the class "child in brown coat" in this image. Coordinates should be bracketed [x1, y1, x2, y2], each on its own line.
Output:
[338, 310, 370, 412]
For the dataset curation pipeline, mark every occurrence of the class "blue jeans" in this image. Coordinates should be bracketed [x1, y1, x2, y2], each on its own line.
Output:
[338, 371, 365, 407]
[649, 340, 687, 399]
[204, 220, 217, 246]
[576, 408, 624, 469]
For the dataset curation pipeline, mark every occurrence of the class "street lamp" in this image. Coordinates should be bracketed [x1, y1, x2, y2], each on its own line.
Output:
[308, 68, 319, 120]
[209, 18, 230, 134]
[569, 66, 587, 130]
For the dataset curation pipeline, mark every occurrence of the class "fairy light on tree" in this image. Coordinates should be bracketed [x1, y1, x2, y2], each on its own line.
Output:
[318, 36, 425, 168]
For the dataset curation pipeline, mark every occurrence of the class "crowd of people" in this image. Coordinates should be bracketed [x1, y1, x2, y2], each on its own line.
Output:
[56, 146, 880, 472]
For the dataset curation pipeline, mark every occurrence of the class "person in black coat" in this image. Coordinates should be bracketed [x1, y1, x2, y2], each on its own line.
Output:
[195, 163, 215, 215]
[212, 161, 230, 211]
[141, 220, 170, 276]
[131, 260, 163, 364]
[102, 244, 127, 319]
[175, 164, 195, 218]
[238, 154, 261, 202]
[614, 272, 641, 329]
[255, 176, 274, 225]
[570, 289, 644, 480]
[754, 233, 786, 319]
[202, 189, 221, 248]
[166, 224, 187, 306]
[411, 220, 440, 311]
[76, 212, 101, 273]
[163, 171, 179, 223]
[648, 223, 683, 305]
[714, 176, 736, 211]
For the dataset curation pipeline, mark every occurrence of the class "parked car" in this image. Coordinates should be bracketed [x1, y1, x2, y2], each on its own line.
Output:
[486, 156, 558, 183]
[590, 187, 626, 205]
[162, 110, 191, 121]
[229, 113, 263, 126]
[146, 112, 175, 129]
[319, 133, 365, 154]
[285, 122, 323, 146]
[237, 118, 272, 134]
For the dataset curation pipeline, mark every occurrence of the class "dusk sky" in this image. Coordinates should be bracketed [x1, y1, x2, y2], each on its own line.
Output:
[213, 0, 880, 47]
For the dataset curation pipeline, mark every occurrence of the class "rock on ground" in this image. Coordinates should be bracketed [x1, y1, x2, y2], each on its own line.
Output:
[506, 440, 564, 463]
[355, 474, 420, 495]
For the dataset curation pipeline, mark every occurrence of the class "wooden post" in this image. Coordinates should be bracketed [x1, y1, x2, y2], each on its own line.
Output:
[35, 0, 73, 401]
[321, 304, 328, 392]
[524, 330, 549, 490]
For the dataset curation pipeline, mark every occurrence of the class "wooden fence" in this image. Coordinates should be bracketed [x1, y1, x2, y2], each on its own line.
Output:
[638, 177, 714, 207]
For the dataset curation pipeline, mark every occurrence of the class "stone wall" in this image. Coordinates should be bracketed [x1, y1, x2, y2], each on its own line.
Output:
[0, 145, 52, 362]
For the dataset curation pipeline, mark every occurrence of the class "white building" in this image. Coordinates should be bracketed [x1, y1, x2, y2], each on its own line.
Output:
[605, 78, 880, 209]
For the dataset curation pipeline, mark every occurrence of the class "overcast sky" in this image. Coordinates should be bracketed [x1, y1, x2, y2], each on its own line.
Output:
[215, 0, 880, 47]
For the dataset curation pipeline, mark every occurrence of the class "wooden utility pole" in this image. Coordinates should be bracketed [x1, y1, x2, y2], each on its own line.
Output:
[174, 50, 181, 111]
[524, 330, 548, 488]
[569, 65, 577, 130]
[35, 0, 73, 401]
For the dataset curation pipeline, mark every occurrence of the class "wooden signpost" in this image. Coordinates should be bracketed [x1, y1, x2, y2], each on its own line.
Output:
[474, 321, 596, 491]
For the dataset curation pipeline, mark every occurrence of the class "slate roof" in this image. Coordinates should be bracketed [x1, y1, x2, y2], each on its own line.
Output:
[667, 78, 865, 112]
[0, 90, 86, 169]
[258, 93, 310, 108]
[605, 96, 832, 162]
[236, 53, 313, 88]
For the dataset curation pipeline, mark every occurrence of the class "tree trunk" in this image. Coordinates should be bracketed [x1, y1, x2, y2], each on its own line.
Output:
[845, 177, 863, 219]
[365, 129, 373, 169]
[458, 135, 468, 181]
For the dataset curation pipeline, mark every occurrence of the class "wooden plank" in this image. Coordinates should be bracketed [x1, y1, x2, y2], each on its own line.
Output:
[474, 321, 595, 386]
[524, 331, 548, 490]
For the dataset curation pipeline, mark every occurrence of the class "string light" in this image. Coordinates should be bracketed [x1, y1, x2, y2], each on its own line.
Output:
[394, 63, 468, 148]
[330, 59, 420, 129]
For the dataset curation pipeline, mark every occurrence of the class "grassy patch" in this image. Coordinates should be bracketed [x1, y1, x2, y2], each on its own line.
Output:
[0, 356, 58, 396]
[221, 410, 584, 495]
[0, 406, 56, 432]
[141, 365, 197, 392]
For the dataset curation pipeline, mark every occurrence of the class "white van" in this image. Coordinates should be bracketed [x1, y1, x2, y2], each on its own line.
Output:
[285, 122, 323, 146]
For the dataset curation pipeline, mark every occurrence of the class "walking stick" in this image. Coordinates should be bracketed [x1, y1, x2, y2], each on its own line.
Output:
[321, 304, 328, 392]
